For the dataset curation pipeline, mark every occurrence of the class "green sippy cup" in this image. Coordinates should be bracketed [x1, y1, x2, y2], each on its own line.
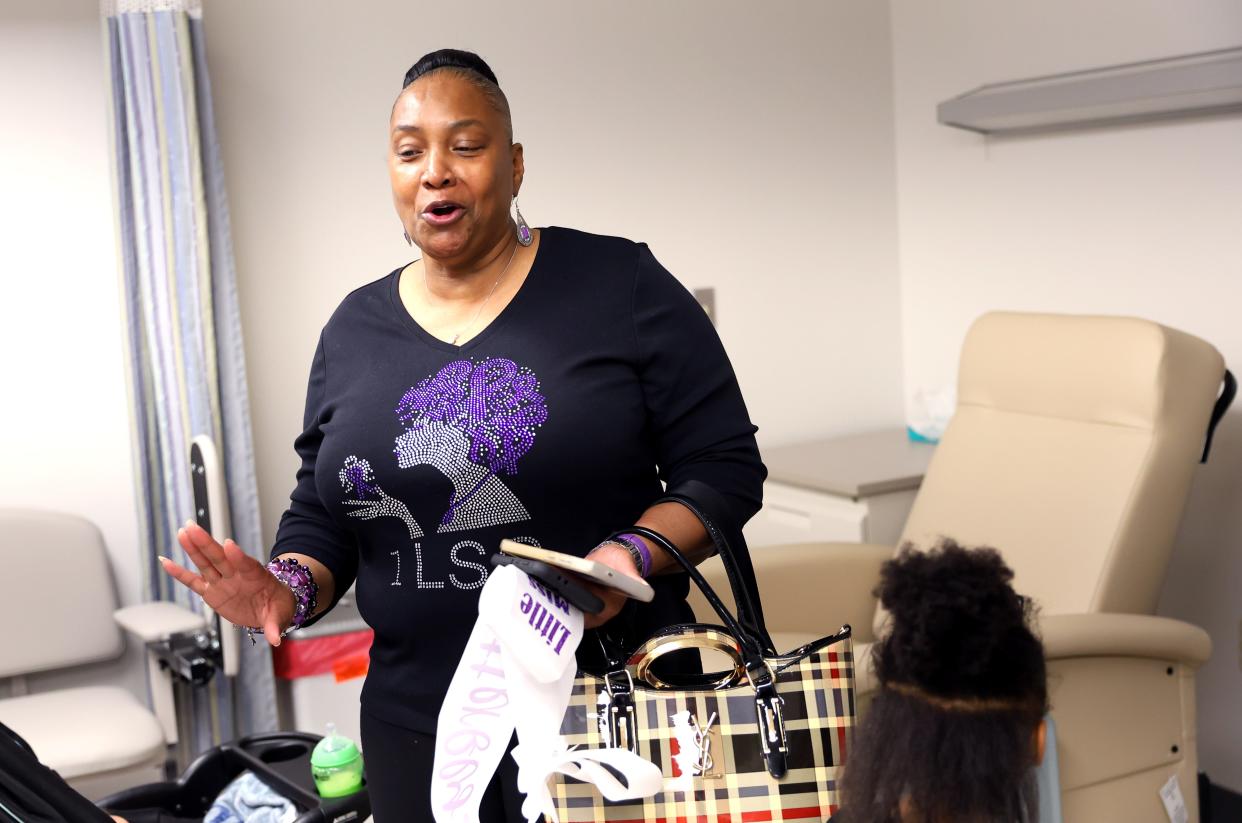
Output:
[310, 722, 365, 798]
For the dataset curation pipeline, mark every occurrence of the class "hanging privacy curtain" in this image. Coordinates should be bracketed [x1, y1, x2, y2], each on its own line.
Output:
[103, 0, 277, 744]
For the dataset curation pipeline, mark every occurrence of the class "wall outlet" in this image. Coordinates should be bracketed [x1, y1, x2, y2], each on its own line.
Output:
[693, 287, 716, 326]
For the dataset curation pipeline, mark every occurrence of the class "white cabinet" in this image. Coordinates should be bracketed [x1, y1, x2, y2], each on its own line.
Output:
[745, 429, 935, 549]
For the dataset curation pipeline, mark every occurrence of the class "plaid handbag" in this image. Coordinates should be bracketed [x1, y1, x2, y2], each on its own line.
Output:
[550, 490, 855, 822]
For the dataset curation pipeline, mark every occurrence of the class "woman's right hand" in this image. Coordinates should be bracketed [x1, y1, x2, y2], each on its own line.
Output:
[159, 522, 296, 646]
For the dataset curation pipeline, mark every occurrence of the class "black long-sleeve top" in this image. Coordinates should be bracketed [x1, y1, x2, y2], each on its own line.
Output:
[272, 226, 765, 732]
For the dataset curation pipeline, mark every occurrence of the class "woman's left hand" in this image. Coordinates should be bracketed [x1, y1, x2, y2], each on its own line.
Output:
[581, 543, 644, 629]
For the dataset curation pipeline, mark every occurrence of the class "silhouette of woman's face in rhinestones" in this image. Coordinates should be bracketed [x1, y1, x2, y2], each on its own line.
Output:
[394, 419, 470, 473]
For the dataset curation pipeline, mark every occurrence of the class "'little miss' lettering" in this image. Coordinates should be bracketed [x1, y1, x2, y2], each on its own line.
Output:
[519, 579, 573, 655]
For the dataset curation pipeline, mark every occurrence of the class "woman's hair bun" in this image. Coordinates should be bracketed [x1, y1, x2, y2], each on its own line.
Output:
[874, 539, 1044, 702]
[403, 48, 500, 89]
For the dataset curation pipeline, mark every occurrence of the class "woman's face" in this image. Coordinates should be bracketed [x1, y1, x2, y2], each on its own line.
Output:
[394, 419, 470, 471]
[389, 72, 523, 265]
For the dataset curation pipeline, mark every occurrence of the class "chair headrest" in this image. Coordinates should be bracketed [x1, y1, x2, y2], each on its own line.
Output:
[959, 311, 1224, 431]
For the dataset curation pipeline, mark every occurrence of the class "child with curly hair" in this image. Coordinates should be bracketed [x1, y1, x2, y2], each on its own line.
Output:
[836, 540, 1049, 823]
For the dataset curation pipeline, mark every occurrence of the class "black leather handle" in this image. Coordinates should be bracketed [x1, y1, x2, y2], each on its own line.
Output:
[656, 484, 774, 654]
[623, 525, 768, 669]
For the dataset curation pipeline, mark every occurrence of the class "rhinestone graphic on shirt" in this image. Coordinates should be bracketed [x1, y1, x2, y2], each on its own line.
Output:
[340, 456, 423, 540]
[394, 357, 548, 533]
[340, 455, 430, 587]
[338, 357, 548, 590]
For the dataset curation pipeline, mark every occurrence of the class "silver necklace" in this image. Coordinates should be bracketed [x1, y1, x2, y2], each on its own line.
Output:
[423, 241, 520, 346]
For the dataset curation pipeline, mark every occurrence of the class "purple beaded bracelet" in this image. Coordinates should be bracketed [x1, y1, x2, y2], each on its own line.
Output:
[246, 557, 318, 644]
[600, 532, 652, 578]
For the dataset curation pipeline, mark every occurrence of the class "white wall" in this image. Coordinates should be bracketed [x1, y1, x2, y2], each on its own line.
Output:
[890, 0, 1242, 789]
[0, 0, 146, 698]
[200, 0, 908, 551]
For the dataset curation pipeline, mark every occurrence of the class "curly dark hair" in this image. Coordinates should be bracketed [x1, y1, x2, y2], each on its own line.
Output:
[838, 540, 1048, 823]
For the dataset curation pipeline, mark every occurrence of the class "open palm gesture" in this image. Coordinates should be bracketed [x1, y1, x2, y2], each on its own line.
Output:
[159, 522, 295, 646]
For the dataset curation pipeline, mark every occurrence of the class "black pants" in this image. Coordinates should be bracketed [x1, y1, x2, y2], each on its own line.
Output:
[360, 710, 526, 822]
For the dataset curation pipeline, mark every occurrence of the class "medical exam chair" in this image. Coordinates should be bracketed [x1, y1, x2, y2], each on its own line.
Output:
[693, 311, 1233, 823]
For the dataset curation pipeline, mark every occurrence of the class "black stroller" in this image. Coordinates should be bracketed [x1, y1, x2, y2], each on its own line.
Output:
[1, 721, 369, 823]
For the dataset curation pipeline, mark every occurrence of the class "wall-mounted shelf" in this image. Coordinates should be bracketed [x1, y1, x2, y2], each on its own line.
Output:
[939, 46, 1242, 135]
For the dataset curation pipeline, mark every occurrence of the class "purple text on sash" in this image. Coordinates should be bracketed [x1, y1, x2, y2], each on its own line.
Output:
[520, 580, 573, 655]
[435, 636, 508, 815]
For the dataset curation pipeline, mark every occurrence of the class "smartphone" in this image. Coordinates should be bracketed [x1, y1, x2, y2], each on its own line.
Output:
[490, 554, 605, 615]
[498, 539, 655, 603]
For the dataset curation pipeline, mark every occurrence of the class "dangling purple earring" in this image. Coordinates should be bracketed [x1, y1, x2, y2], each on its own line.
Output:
[403, 230, 413, 246]
[514, 197, 532, 247]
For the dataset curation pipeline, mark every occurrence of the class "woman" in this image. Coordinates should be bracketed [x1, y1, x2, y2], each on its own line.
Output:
[835, 541, 1049, 823]
[161, 49, 765, 820]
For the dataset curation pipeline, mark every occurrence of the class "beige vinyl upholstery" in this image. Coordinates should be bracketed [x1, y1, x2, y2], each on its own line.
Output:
[0, 509, 166, 799]
[0, 511, 124, 677]
[896, 312, 1224, 621]
[691, 312, 1226, 823]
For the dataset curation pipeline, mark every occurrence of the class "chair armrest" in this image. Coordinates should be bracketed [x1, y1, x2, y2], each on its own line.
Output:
[114, 602, 208, 643]
[1040, 613, 1212, 666]
[762, 541, 892, 645]
[768, 541, 894, 589]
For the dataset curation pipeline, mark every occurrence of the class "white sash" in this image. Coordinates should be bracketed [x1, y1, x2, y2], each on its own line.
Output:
[431, 564, 662, 822]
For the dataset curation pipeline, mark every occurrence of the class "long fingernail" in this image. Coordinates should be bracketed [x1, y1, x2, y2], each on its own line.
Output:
[184, 518, 195, 529]
[157, 555, 170, 564]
